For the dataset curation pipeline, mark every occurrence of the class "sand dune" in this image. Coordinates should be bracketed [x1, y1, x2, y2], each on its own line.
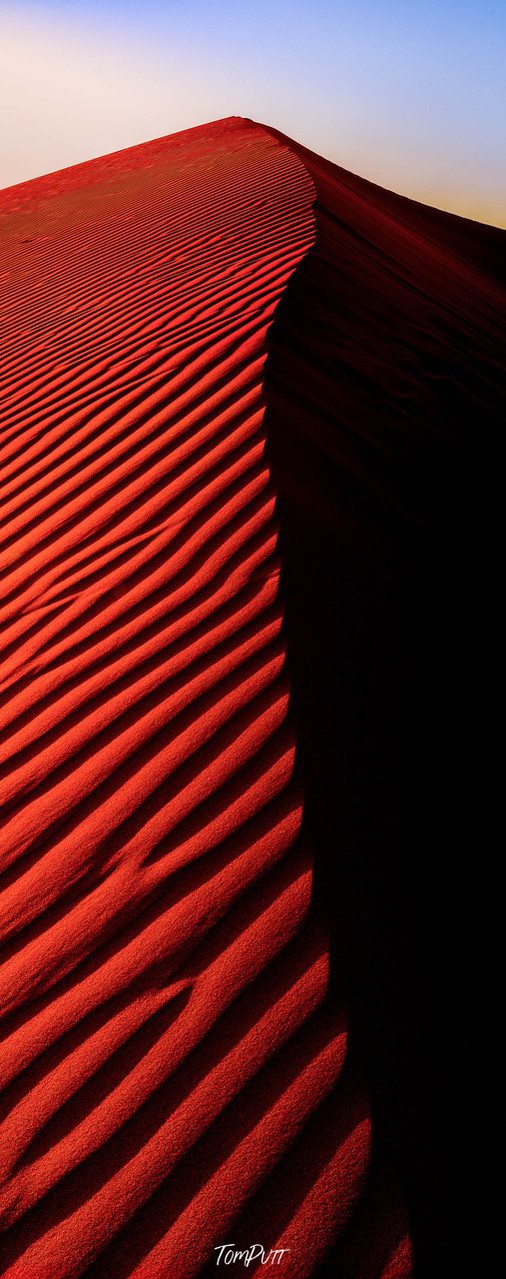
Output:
[1, 116, 503, 1276]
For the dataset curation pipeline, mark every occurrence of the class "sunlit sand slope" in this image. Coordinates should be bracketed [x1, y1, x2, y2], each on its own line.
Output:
[0, 119, 401, 1278]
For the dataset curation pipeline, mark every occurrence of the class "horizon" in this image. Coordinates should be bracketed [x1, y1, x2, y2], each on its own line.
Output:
[1, 1, 505, 229]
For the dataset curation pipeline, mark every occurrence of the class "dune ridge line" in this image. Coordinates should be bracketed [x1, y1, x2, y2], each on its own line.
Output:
[0, 118, 395, 1278]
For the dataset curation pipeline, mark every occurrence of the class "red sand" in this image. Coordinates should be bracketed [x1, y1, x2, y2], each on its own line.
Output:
[1, 116, 503, 1277]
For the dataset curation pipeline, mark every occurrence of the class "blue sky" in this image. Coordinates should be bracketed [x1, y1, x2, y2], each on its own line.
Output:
[1, 0, 505, 224]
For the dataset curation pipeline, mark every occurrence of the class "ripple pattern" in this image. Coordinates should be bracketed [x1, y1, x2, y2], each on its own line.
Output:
[0, 119, 379, 1278]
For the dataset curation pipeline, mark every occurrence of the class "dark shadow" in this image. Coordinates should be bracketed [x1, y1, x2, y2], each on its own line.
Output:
[261, 132, 506, 1277]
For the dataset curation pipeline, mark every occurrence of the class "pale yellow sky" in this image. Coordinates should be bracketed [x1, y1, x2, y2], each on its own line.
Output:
[1, 5, 505, 228]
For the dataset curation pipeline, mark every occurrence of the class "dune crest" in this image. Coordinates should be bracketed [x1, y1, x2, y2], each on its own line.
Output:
[0, 119, 394, 1278]
[5, 110, 498, 1274]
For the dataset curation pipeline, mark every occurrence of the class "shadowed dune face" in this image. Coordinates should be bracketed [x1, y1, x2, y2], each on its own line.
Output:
[1, 114, 502, 1278]
[263, 130, 506, 1275]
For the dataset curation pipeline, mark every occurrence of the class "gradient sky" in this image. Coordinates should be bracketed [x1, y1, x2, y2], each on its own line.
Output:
[1, 0, 505, 226]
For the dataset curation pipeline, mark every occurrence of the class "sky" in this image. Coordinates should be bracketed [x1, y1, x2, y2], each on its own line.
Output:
[1, 0, 505, 226]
